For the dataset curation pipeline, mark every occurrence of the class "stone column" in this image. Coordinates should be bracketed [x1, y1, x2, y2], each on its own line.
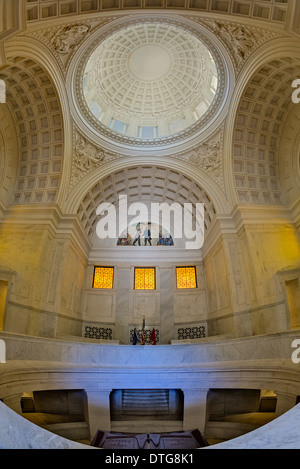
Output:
[3, 393, 23, 414]
[274, 391, 296, 417]
[86, 390, 112, 439]
[182, 389, 209, 434]
[160, 267, 174, 344]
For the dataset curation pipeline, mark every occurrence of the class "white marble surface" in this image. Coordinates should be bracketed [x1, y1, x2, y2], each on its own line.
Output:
[206, 403, 300, 449]
[0, 330, 300, 448]
[0, 329, 299, 365]
[1, 397, 300, 449]
[0, 401, 93, 449]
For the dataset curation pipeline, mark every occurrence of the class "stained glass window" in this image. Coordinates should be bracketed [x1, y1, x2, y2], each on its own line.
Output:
[93, 266, 114, 289]
[134, 267, 156, 290]
[176, 266, 197, 289]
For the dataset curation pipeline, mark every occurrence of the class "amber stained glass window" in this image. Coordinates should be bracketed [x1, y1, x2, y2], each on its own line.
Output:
[176, 266, 197, 289]
[93, 267, 114, 289]
[134, 268, 156, 290]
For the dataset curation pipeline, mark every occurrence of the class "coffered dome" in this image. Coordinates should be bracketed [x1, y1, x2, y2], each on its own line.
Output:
[83, 23, 218, 140]
[72, 17, 230, 152]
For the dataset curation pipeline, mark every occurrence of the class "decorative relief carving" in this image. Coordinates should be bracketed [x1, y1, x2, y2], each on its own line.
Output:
[196, 19, 278, 68]
[189, 140, 221, 169]
[51, 23, 91, 55]
[71, 132, 107, 187]
[174, 128, 224, 189]
[189, 139, 223, 187]
[75, 134, 105, 170]
[37, 17, 118, 71]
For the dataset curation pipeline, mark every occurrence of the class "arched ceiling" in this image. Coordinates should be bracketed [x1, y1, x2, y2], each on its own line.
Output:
[24, 0, 291, 29]
[77, 165, 216, 239]
[0, 58, 64, 205]
[232, 56, 300, 206]
[0, 0, 299, 229]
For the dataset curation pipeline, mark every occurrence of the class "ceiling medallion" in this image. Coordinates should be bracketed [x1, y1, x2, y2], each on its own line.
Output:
[71, 16, 230, 152]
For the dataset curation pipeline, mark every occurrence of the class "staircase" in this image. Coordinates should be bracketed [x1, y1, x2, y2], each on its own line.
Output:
[122, 389, 169, 416]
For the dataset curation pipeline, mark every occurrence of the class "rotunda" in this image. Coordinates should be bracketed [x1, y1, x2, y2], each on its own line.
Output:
[0, 0, 299, 450]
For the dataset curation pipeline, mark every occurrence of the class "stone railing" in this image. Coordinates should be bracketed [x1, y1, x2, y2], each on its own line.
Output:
[0, 400, 92, 449]
[0, 330, 300, 448]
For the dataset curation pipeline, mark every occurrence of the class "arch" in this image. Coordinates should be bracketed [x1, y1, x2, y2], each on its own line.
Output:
[0, 105, 18, 207]
[223, 38, 300, 208]
[76, 163, 219, 243]
[0, 56, 64, 205]
[65, 153, 229, 214]
[278, 105, 300, 208]
[4, 38, 73, 208]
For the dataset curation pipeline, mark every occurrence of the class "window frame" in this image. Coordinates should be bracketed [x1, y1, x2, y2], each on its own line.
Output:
[92, 266, 114, 289]
[134, 267, 156, 290]
[176, 265, 198, 289]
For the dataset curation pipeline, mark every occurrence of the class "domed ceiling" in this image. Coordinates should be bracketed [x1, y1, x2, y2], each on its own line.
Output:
[72, 18, 229, 152]
[83, 23, 218, 140]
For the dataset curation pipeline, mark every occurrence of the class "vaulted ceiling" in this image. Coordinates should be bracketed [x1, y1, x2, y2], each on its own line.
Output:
[0, 0, 299, 247]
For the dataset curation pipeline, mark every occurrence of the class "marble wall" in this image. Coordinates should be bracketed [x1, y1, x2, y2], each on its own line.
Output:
[0, 206, 299, 342]
[0, 212, 88, 338]
[203, 221, 300, 338]
[82, 261, 207, 344]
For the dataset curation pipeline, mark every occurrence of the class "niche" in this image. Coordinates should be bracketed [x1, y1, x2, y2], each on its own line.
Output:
[207, 388, 277, 420]
[21, 389, 88, 420]
[110, 389, 183, 421]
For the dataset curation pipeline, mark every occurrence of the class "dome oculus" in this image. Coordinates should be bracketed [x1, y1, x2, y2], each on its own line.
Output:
[81, 23, 219, 143]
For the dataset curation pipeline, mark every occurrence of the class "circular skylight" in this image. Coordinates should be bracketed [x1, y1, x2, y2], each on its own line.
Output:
[82, 23, 219, 142]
